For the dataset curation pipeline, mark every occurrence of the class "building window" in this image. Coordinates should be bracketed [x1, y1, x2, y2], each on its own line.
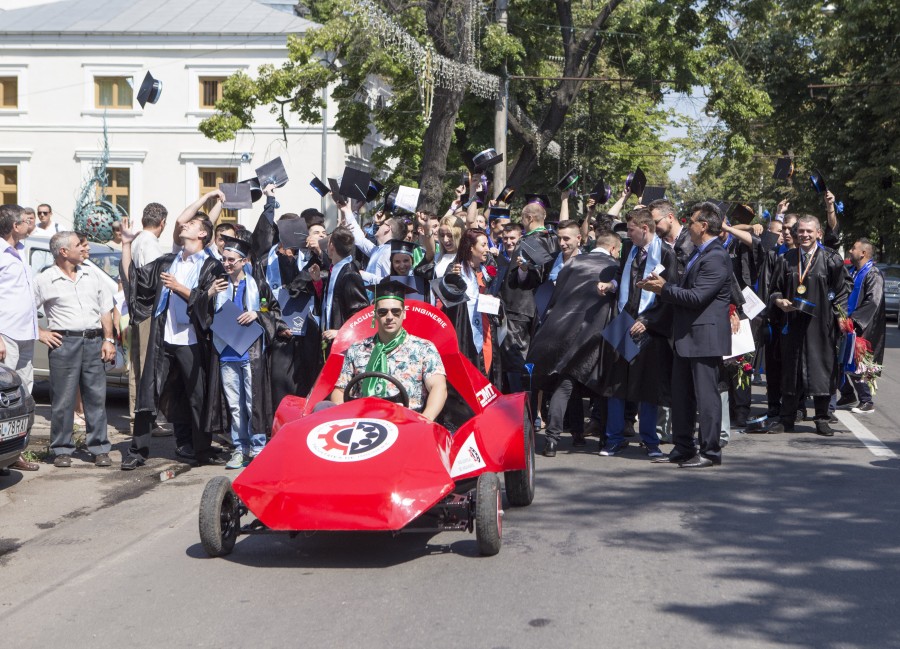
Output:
[95, 76, 132, 109]
[199, 167, 237, 221]
[97, 167, 130, 216]
[199, 77, 225, 109]
[0, 166, 17, 203]
[0, 77, 18, 108]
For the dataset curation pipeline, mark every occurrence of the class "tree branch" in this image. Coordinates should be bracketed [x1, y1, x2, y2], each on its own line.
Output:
[556, 0, 575, 64]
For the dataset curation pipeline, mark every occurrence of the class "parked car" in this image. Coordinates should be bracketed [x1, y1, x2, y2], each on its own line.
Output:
[24, 237, 128, 387]
[876, 264, 900, 321]
[0, 363, 36, 474]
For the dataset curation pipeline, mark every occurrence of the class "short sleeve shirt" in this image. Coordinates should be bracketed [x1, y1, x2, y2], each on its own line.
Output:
[337, 333, 445, 412]
[33, 264, 114, 330]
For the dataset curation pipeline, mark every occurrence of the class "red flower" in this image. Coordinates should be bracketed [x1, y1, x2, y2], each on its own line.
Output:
[743, 363, 753, 372]
[485, 265, 497, 278]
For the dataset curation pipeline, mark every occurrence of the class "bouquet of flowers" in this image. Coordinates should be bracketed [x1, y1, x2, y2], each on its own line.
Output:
[726, 353, 755, 390]
[835, 305, 882, 394]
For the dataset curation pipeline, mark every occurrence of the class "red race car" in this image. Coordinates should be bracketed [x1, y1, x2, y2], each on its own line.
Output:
[198, 300, 535, 557]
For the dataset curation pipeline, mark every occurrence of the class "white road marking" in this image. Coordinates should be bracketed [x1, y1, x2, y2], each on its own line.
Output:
[834, 410, 898, 458]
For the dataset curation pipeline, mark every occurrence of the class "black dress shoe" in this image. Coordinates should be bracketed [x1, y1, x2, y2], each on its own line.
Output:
[679, 455, 719, 468]
[196, 452, 228, 466]
[764, 421, 794, 434]
[814, 420, 836, 437]
[652, 452, 692, 464]
[571, 433, 587, 448]
[542, 439, 557, 458]
[121, 456, 145, 471]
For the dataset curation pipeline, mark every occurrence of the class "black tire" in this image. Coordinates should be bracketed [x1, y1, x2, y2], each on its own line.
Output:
[504, 408, 536, 507]
[475, 472, 502, 556]
[199, 476, 241, 557]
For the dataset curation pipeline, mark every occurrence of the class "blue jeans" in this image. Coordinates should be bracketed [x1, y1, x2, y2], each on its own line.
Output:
[220, 360, 265, 454]
[606, 397, 660, 447]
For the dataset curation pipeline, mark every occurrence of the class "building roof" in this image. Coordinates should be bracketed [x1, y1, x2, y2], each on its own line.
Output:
[0, 0, 316, 35]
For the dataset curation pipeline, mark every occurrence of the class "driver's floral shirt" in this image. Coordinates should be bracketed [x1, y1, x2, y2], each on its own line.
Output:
[337, 334, 445, 412]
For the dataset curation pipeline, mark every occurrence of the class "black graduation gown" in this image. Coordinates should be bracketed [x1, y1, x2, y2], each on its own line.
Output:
[526, 251, 618, 394]
[600, 241, 676, 405]
[849, 266, 886, 364]
[194, 275, 283, 438]
[128, 252, 226, 431]
[671, 226, 695, 281]
[490, 253, 534, 376]
[769, 246, 851, 396]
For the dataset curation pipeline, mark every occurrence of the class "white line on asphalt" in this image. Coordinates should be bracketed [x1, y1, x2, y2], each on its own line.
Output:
[834, 410, 898, 458]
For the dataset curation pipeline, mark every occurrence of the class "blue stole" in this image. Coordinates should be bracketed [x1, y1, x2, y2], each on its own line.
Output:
[848, 260, 874, 316]
[618, 235, 662, 314]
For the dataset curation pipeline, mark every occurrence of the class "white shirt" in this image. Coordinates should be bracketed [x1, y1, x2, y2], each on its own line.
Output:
[33, 264, 113, 331]
[0, 240, 38, 340]
[162, 250, 206, 346]
[131, 230, 166, 268]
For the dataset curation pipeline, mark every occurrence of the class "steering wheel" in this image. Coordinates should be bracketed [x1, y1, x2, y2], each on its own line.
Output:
[343, 372, 410, 409]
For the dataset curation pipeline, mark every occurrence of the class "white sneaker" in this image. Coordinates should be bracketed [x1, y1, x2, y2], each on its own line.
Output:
[225, 450, 246, 470]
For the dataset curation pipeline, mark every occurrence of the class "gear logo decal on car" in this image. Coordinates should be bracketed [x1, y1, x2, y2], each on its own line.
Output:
[307, 418, 400, 462]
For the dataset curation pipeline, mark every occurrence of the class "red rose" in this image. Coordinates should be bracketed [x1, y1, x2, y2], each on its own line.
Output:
[485, 265, 497, 277]
[743, 363, 753, 372]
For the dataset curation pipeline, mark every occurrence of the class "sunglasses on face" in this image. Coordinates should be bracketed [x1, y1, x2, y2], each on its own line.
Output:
[38, 211, 50, 215]
[376, 307, 403, 318]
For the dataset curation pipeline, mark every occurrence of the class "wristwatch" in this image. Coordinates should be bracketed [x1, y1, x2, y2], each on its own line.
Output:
[103, 337, 116, 344]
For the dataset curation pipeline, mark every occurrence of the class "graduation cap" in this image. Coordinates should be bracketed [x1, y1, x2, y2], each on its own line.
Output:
[773, 157, 794, 181]
[708, 200, 732, 217]
[792, 296, 817, 317]
[555, 169, 581, 193]
[461, 151, 477, 174]
[744, 414, 769, 433]
[731, 203, 755, 225]
[137, 71, 162, 109]
[517, 236, 554, 268]
[589, 176, 612, 204]
[641, 185, 666, 204]
[430, 273, 470, 307]
[327, 178, 343, 203]
[366, 179, 385, 202]
[488, 205, 511, 222]
[524, 193, 551, 210]
[389, 239, 416, 258]
[625, 167, 647, 199]
[339, 167, 371, 203]
[759, 229, 781, 252]
[810, 169, 827, 194]
[472, 148, 503, 172]
[220, 182, 252, 210]
[375, 277, 417, 303]
[387, 275, 426, 299]
[496, 185, 515, 204]
[309, 174, 330, 197]
[238, 178, 262, 203]
[276, 218, 308, 251]
[256, 157, 289, 189]
[220, 234, 252, 259]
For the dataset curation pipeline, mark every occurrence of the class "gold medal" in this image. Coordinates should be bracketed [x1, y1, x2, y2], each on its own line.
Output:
[797, 284, 807, 295]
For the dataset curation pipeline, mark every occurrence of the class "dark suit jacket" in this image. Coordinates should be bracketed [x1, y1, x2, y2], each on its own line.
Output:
[326, 261, 369, 331]
[660, 239, 732, 358]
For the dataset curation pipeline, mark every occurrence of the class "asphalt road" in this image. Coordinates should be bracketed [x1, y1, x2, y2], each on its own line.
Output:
[2, 326, 899, 649]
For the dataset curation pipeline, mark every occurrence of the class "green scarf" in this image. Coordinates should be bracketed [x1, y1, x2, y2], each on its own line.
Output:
[361, 329, 408, 397]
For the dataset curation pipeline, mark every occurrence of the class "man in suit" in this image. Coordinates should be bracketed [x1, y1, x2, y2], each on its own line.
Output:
[321, 226, 369, 348]
[639, 202, 732, 468]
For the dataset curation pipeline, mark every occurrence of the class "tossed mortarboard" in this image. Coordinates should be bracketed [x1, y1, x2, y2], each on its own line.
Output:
[276, 218, 308, 251]
[555, 168, 581, 192]
[220, 182, 252, 210]
[389, 239, 416, 258]
[810, 169, 827, 194]
[708, 200, 732, 217]
[759, 229, 781, 252]
[366, 179, 384, 202]
[731, 203, 755, 225]
[256, 157, 289, 188]
[518, 236, 554, 268]
[327, 178, 343, 203]
[773, 157, 794, 181]
[219, 234, 252, 259]
[137, 71, 162, 109]
[589, 176, 612, 204]
[488, 205, 511, 222]
[472, 147, 503, 172]
[625, 167, 647, 199]
[430, 273, 470, 307]
[238, 178, 262, 203]
[309, 174, 330, 197]
[524, 193, 551, 210]
[496, 185, 515, 204]
[339, 167, 371, 203]
[641, 185, 666, 204]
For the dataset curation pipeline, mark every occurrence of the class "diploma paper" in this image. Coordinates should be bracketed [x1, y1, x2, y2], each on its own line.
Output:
[724, 318, 755, 359]
[741, 286, 766, 320]
[211, 300, 264, 356]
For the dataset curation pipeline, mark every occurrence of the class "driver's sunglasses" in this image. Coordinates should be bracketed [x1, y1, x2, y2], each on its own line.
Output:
[376, 307, 403, 318]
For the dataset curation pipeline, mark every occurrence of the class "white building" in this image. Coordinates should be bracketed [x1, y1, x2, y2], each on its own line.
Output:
[0, 0, 383, 240]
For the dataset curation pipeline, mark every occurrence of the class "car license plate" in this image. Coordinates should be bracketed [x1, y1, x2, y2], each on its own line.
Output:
[0, 417, 28, 441]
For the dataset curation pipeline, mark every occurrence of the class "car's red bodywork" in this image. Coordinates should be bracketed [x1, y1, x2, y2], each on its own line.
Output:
[231, 300, 529, 532]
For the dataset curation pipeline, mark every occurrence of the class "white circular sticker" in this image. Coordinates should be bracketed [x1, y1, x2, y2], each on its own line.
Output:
[307, 418, 399, 462]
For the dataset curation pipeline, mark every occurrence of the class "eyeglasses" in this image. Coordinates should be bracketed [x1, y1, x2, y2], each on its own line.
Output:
[376, 308, 403, 317]
[37, 211, 50, 215]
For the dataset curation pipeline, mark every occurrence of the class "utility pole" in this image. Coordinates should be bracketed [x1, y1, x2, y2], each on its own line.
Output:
[493, 0, 509, 197]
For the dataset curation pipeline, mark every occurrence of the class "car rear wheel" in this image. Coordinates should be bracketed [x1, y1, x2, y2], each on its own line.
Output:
[199, 476, 241, 557]
[504, 408, 535, 506]
[475, 472, 502, 556]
